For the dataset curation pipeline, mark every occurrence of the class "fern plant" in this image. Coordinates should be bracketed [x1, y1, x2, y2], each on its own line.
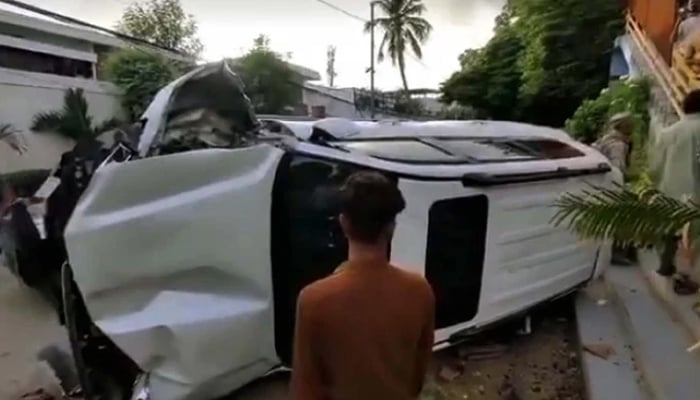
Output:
[552, 183, 700, 247]
[31, 88, 121, 140]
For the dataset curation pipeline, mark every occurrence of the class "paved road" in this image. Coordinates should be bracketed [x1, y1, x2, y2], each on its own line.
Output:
[0, 265, 67, 400]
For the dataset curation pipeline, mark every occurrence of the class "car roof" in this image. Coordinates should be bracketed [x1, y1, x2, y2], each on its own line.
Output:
[262, 118, 609, 179]
[265, 118, 575, 142]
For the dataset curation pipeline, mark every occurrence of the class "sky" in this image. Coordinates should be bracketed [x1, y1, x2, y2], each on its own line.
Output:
[9, 0, 505, 90]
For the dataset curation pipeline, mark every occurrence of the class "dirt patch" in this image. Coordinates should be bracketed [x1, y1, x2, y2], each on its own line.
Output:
[421, 298, 585, 400]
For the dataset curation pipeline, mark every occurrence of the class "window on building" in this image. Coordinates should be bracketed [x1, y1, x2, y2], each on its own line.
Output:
[0, 45, 93, 78]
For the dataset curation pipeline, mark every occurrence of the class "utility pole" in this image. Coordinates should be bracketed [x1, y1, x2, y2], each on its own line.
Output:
[370, 1, 378, 120]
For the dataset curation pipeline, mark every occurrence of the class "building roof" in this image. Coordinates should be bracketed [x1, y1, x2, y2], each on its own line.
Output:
[0, 2, 193, 62]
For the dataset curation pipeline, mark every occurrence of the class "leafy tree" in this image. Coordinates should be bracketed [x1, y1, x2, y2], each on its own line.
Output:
[364, 0, 433, 92]
[102, 48, 179, 121]
[116, 0, 203, 57]
[441, 25, 524, 120]
[393, 95, 425, 116]
[230, 35, 297, 115]
[441, 0, 624, 127]
[31, 89, 121, 140]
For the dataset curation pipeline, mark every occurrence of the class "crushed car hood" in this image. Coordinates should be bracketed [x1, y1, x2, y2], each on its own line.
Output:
[138, 61, 259, 157]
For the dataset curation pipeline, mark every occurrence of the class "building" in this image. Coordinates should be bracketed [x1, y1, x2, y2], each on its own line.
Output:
[0, 3, 189, 173]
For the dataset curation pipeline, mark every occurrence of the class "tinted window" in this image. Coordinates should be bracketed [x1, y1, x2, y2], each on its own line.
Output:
[514, 139, 584, 159]
[435, 138, 536, 162]
[335, 137, 584, 164]
[425, 195, 488, 328]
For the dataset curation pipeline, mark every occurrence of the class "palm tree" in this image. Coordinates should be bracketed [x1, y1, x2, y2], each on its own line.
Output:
[365, 0, 432, 93]
[31, 88, 121, 141]
[0, 124, 27, 155]
[552, 184, 699, 247]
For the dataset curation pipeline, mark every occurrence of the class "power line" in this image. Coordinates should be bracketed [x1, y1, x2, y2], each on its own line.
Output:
[313, 0, 367, 23]
[309, 0, 431, 72]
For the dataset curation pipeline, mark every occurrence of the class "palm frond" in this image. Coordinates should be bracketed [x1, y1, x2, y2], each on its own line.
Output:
[377, 33, 389, 63]
[552, 183, 700, 246]
[31, 111, 64, 132]
[0, 123, 18, 140]
[93, 118, 123, 135]
[405, 30, 423, 59]
[0, 123, 27, 154]
[62, 88, 93, 136]
[401, 0, 427, 17]
[405, 17, 433, 41]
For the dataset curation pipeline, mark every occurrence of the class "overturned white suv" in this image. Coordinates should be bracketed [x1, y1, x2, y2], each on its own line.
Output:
[60, 62, 615, 400]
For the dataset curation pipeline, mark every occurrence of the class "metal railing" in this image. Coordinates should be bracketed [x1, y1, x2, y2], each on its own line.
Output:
[626, 12, 685, 118]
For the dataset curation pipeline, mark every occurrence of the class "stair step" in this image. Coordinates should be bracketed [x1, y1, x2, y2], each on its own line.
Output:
[576, 279, 650, 400]
[607, 265, 700, 400]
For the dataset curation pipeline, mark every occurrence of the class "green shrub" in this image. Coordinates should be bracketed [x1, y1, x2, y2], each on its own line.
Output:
[566, 78, 651, 182]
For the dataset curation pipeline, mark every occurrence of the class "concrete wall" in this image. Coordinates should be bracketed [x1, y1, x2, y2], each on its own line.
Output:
[302, 84, 394, 120]
[0, 67, 125, 173]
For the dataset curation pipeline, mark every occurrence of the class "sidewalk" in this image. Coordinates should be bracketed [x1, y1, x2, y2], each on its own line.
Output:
[0, 265, 66, 399]
[576, 255, 700, 400]
[636, 250, 700, 347]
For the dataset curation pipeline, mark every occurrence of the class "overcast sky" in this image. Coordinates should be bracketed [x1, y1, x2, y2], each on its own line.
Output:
[13, 0, 505, 90]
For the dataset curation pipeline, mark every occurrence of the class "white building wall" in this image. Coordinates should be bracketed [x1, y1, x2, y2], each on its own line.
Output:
[0, 21, 94, 53]
[302, 85, 394, 120]
[0, 67, 125, 173]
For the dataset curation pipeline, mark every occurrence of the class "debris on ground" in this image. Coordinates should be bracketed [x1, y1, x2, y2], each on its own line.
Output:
[437, 361, 465, 382]
[458, 344, 509, 361]
[583, 343, 616, 360]
[422, 297, 585, 400]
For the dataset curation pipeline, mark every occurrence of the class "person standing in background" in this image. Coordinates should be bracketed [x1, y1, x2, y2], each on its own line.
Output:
[650, 89, 700, 295]
[290, 171, 435, 400]
[593, 112, 637, 265]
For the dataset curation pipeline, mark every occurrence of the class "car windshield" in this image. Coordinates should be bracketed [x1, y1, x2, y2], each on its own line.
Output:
[335, 137, 584, 164]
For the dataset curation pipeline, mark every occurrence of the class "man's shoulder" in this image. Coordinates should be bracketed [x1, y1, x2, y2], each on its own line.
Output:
[298, 272, 347, 307]
[390, 265, 435, 301]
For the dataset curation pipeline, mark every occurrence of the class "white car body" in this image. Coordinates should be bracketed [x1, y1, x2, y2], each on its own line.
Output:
[63, 65, 615, 400]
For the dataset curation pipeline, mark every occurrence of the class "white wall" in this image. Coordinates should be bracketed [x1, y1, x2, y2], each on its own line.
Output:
[0, 67, 125, 173]
[302, 84, 394, 120]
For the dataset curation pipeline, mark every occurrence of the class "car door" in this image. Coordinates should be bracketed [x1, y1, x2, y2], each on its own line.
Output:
[271, 153, 382, 364]
[64, 144, 285, 400]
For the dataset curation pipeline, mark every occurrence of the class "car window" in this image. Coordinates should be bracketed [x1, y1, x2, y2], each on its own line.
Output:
[434, 138, 536, 162]
[338, 140, 459, 163]
[334, 137, 584, 164]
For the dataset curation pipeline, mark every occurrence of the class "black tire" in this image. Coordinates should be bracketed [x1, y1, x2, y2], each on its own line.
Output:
[61, 263, 97, 400]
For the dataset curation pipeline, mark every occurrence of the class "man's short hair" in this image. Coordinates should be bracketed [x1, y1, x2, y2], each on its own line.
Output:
[683, 90, 700, 114]
[339, 171, 406, 243]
